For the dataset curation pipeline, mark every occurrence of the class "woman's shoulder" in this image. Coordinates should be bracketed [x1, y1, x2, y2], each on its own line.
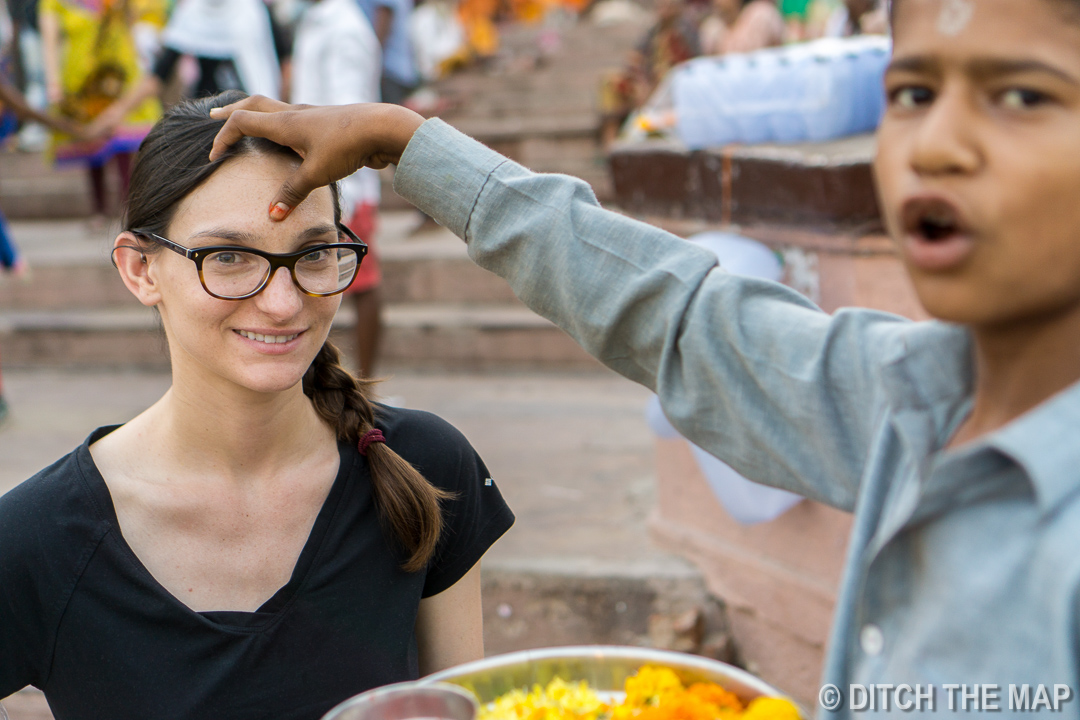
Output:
[0, 431, 117, 692]
[0, 429, 115, 558]
[374, 403, 479, 471]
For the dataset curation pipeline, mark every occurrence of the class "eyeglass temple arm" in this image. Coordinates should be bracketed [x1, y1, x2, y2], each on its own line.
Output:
[132, 230, 197, 260]
[151, 233, 197, 259]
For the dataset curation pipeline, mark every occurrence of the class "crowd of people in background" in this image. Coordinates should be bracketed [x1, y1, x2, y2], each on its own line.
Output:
[600, 0, 886, 147]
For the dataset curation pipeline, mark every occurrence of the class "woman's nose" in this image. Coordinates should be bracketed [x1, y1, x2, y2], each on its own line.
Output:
[254, 266, 305, 318]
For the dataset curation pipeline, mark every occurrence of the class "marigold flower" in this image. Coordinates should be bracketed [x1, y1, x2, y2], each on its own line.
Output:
[479, 664, 800, 720]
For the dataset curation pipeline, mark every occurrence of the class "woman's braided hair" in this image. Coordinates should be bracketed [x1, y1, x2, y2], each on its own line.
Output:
[303, 342, 450, 572]
[124, 91, 450, 572]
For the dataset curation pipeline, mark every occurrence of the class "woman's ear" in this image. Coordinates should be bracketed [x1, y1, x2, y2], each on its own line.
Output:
[112, 233, 162, 307]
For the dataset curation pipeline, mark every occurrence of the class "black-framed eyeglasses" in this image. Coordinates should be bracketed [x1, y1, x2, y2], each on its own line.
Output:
[121, 224, 368, 300]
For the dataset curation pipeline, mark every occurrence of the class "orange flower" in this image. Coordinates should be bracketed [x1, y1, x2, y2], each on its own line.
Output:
[687, 682, 743, 712]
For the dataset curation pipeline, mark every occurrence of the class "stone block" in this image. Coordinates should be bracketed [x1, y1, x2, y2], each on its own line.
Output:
[610, 135, 882, 231]
[649, 438, 852, 708]
[481, 566, 738, 665]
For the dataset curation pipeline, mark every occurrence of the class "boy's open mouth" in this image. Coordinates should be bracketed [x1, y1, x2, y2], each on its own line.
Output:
[904, 198, 963, 242]
[900, 196, 975, 271]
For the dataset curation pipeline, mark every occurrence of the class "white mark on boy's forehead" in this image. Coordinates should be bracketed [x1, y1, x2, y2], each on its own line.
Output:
[937, 0, 974, 36]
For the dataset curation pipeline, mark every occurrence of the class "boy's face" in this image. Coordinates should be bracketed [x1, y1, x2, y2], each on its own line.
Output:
[874, 0, 1080, 328]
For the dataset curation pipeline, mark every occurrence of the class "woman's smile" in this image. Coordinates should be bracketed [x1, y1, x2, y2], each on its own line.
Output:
[233, 328, 307, 354]
[235, 329, 303, 344]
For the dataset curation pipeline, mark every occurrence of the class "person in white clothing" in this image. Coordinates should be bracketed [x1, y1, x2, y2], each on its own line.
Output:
[292, 0, 385, 378]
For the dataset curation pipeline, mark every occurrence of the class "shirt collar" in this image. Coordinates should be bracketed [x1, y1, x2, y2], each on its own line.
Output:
[987, 378, 1080, 516]
[881, 320, 1080, 517]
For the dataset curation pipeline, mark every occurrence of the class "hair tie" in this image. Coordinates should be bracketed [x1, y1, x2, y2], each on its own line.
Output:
[358, 428, 386, 456]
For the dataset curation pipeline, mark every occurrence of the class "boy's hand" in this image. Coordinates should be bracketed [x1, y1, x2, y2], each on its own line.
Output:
[209, 96, 425, 221]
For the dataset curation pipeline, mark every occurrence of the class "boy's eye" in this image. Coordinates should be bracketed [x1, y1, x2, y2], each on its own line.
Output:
[999, 88, 1049, 110]
[890, 86, 934, 109]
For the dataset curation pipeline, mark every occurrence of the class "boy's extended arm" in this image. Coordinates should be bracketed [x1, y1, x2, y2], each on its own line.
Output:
[207, 102, 906, 509]
[395, 120, 909, 510]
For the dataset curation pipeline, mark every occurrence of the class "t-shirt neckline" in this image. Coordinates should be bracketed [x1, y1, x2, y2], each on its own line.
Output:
[75, 424, 357, 631]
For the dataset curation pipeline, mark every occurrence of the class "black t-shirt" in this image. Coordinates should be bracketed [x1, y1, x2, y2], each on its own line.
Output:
[0, 405, 514, 720]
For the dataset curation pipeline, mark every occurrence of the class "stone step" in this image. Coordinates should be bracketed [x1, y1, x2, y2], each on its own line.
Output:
[609, 134, 883, 231]
[0, 302, 599, 371]
[0, 157, 96, 219]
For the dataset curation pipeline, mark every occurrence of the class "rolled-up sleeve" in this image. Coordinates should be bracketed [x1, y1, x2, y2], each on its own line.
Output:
[395, 119, 910, 511]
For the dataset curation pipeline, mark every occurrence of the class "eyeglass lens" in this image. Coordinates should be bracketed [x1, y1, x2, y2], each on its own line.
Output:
[202, 247, 359, 298]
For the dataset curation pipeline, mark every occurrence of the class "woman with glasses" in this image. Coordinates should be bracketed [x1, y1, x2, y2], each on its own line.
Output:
[0, 91, 514, 720]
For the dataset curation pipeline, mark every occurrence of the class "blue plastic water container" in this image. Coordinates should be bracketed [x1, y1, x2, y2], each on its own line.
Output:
[672, 36, 891, 150]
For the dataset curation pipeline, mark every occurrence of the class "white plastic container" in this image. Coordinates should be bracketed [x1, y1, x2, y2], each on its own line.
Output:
[672, 36, 891, 149]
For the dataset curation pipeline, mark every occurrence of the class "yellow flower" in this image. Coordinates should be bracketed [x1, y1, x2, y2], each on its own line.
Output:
[479, 678, 608, 720]
[741, 697, 801, 720]
[481, 665, 800, 720]
[624, 666, 685, 708]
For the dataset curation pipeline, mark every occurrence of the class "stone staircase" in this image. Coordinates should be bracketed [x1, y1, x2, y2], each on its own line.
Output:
[425, 16, 651, 204]
[0, 12, 649, 221]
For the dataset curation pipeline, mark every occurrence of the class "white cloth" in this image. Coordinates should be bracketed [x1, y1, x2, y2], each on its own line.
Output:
[408, 0, 465, 82]
[292, 0, 382, 207]
[162, 0, 281, 99]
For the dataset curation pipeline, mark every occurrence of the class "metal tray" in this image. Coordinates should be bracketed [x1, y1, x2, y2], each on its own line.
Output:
[420, 645, 787, 706]
[322, 682, 478, 720]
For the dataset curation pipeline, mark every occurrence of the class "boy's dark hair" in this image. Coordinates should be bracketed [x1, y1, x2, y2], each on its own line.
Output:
[124, 91, 450, 573]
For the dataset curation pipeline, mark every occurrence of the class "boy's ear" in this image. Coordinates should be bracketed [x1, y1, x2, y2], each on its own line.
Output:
[112, 232, 162, 307]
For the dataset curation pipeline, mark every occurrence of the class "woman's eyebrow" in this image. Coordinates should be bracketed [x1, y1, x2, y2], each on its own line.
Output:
[298, 224, 340, 242]
[188, 228, 258, 244]
[187, 224, 339, 245]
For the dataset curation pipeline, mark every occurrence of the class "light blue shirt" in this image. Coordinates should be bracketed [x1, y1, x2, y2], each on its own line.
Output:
[354, 0, 417, 86]
[395, 119, 1080, 717]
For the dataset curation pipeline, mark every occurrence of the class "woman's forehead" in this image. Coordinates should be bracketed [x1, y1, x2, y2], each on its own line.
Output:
[171, 154, 336, 240]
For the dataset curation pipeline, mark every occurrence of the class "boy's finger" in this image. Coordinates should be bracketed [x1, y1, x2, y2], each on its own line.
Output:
[268, 165, 322, 221]
[210, 108, 295, 161]
[209, 94, 292, 121]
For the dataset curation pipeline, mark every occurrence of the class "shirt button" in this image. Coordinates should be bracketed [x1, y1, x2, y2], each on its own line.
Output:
[860, 624, 884, 656]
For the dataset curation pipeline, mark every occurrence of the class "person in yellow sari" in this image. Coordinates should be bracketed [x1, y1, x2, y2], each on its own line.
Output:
[41, 0, 161, 222]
